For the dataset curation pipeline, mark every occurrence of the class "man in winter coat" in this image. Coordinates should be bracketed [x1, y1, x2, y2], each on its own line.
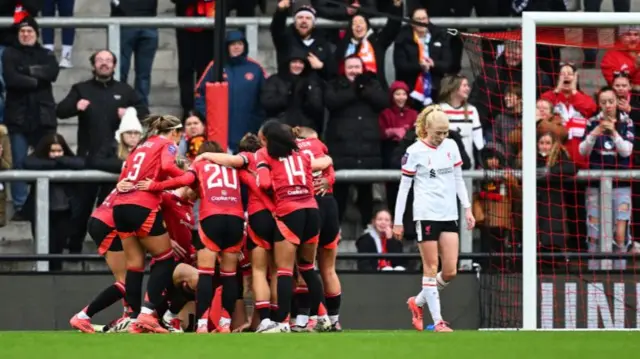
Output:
[195, 30, 265, 152]
[260, 48, 325, 133]
[3, 16, 59, 218]
[325, 55, 387, 226]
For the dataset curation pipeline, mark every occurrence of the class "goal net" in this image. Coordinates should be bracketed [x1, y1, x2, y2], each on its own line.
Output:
[462, 12, 640, 330]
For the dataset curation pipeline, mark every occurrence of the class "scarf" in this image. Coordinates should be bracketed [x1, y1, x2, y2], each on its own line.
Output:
[186, 135, 206, 160]
[345, 29, 377, 73]
[364, 225, 391, 270]
[409, 31, 432, 106]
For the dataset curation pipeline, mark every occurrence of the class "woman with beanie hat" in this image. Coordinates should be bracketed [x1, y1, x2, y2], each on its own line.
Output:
[91, 107, 142, 174]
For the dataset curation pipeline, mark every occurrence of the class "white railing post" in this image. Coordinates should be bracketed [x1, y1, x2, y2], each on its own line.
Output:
[521, 12, 538, 331]
[35, 178, 50, 272]
[107, 24, 121, 81]
[245, 23, 259, 60]
[599, 178, 614, 270]
[459, 177, 474, 269]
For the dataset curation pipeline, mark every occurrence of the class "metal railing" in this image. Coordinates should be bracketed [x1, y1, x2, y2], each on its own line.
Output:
[0, 169, 634, 271]
[0, 16, 522, 81]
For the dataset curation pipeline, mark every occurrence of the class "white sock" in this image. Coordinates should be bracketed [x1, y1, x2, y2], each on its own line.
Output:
[62, 45, 73, 59]
[43, 44, 54, 52]
[163, 311, 177, 322]
[415, 276, 431, 306]
[436, 272, 449, 291]
[417, 276, 442, 323]
[219, 316, 231, 327]
[197, 318, 208, 327]
[77, 310, 90, 320]
[329, 315, 339, 325]
[296, 314, 309, 327]
[318, 314, 329, 321]
[140, 307, 154, 315]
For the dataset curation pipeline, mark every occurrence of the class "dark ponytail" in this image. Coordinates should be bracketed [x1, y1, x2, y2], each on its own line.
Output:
[261, 120, 298, 159]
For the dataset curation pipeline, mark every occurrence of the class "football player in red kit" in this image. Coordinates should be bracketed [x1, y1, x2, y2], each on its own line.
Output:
[161, 188, 197, 265]
[112, 114, 185, 333]
[137, 140, 274, 333]
[292, 126, 342, 332]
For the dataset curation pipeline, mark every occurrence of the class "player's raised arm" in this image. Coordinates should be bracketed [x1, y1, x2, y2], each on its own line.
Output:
[239, 170, 275, 212]
[195, 152, 248, 168]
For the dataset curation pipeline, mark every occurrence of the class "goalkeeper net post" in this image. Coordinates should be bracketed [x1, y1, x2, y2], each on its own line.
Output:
[521, 11, 640, 331]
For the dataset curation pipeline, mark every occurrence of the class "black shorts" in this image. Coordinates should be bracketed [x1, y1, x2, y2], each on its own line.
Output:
[197, 214, 245, 253]
[316, 195, 340, 249]
[416, 220, 459, 242]
[87, 217, 122, 255]
[112, 204, 166, 238]
[246, 210, 276, 251]
[275, 208, 320, 245]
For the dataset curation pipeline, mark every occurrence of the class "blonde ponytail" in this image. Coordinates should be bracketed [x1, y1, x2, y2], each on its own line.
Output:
[415, 104, 449, 139]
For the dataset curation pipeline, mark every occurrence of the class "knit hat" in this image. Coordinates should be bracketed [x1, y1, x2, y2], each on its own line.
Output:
[294, 5, 316, 23]
[115, 107, 143, 142]
[16, 16, 39, 36]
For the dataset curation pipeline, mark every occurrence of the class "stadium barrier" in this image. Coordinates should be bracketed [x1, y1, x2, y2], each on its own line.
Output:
[0, 169, 636, 272]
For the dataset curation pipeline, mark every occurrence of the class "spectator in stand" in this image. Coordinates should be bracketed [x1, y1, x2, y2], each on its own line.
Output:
[178, 112, 206, 161]
[271, 0, 337, 81]
[195, 30, 265, 152]
[438, 74, 484, 168]
[356, 208, 405, 272]
[493, 85, 522, 162]
[171, 0, 214, 120]
[261, 48, 325, 133]
[56, 49, 147, 254]
[111, 0, 158, 106]
[334, 0, 402, 89]
[3, 17, 59, 220]
[579, 87, 634, 270]
[91, 107, 142, 174]
[23, 134, 84, 271]
[540, 63, 597, 169]
[42, 0, 76, 68]
[379, 80, 417, 211]
[469, 40, 554, 130]
[393, 8, 452, 110]
[584, 1, 630, 67]
[325, 55, 387, 225]
[601, 26, 640, 89]
[0, 124, 12, 227]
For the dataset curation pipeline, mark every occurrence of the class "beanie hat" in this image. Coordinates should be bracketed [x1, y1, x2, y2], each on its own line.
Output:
[16, 16, 39, 36]
[115, 107, 143, 142]
[294, 5, 316, 23]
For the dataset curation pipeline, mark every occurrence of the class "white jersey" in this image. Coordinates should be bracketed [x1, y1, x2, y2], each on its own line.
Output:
[401, 138, 463, 221]
[439, 102, 484, 167]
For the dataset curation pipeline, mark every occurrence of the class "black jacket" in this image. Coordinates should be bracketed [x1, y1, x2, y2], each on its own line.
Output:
[325, 72, 387, 169]
[270, 7, 337, 81]
[355, 231, 404, 272]
[393, 25, 452, 101]
[91, 139, 124, 174]
[0, 0, 42, 46]
[2, 43, 59, 134]
[56, 78, 148, 158]
[334, 6, 402, 89]
[22, 154, 84, 220]
[312, 0, 376, 20]
[261, 49, 325, 133]
[111, 0, 158, 16]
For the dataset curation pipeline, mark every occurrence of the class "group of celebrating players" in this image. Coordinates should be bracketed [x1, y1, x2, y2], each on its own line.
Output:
[68, 103, 474, 334]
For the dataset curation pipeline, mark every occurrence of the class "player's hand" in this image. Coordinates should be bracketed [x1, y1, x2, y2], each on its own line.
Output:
[135, 179, 154, 191]
[232, 321, 251, 333]
[314, 177, 330, 196]
[171, 239, 187, 259]
[116, 179, 134, 193]
[464, 207, 476, 230]
[392, 224, 404, 239]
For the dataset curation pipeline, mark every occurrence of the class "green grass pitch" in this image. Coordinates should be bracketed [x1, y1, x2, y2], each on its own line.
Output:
[0, 331, 638, 359]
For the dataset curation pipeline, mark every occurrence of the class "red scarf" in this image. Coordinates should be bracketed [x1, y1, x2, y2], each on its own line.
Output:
[377, 232, 392, 270]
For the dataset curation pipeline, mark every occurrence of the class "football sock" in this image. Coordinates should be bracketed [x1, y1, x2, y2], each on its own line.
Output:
[436, 272, 450, 291]
[299, 264, 326, 320]
[220, 270, 238, 317]
[416, 276, 442, 323]
[196, 267, 215, 320]
[145, 250, 176, 311]
[124, 267, 144, 318]
[85, 281, 125, 318]
[325, 292, 342, 324]
[276, 268, 294, 323]
[294, 286, 310, 325]
[269, 304, 279, 321]
[255, 301, 271, 322]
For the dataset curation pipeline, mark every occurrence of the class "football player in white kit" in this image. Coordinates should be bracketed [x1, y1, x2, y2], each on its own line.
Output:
[393, 105, 475, 332]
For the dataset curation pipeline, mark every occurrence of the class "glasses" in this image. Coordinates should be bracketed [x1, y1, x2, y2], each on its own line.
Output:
[613, 70, 630, 79]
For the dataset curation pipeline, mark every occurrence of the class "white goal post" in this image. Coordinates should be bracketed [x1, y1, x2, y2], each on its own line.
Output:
[521, 12, 640, 331]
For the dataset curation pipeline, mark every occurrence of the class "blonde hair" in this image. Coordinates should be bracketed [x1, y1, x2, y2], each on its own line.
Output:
[117, 139, 132, 160]
[292, 126, 318, 139]
[415, 104, 450, 139]
[539, 132, 568, 168]
[140, 114, 182, 143]
[439, 75, 469, 121]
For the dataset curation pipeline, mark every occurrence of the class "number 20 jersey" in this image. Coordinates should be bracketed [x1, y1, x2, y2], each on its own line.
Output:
[189, 160, 245, 220]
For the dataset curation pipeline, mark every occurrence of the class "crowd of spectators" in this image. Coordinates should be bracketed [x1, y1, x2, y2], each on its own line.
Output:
[0, 0, 636, 272]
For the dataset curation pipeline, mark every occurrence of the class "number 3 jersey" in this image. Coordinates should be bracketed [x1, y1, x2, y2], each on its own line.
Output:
[256, 148, 317, 217]
[115, 135, 184, 210]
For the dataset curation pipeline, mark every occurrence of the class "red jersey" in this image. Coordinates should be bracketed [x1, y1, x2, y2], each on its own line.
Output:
[114, 136, 184, 209]
[239, 150, 272, 215]
[90, 189, 117, 228]
[256, 148, 317, 217]
[161, 191, 196, 262]
[295, 138, 335, 194]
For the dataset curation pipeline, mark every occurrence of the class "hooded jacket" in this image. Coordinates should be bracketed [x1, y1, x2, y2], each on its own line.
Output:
[378, 81, 417, 168]
[260, 47, 325, 133]
[194, 30, 266, 152]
